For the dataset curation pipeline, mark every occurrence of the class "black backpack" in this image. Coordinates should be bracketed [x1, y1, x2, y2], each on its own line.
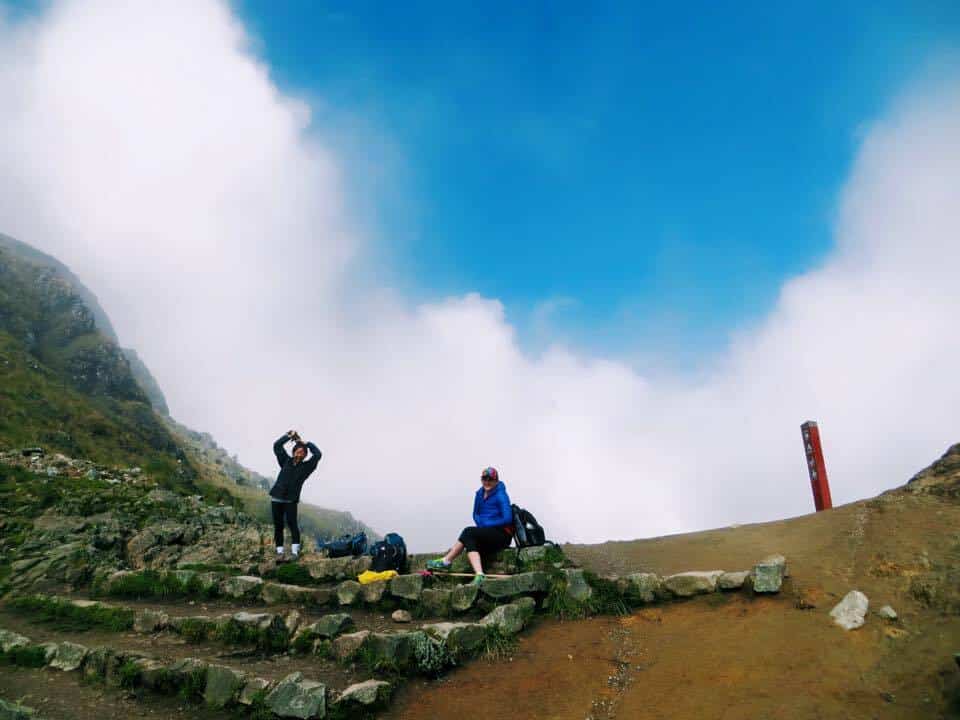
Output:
[319, 532, 367, 558]
[511, 504, 547, 548]
[370, 532, 407, 572]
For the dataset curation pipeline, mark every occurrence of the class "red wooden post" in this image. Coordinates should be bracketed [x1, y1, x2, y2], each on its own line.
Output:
[801, 421, 832, 511]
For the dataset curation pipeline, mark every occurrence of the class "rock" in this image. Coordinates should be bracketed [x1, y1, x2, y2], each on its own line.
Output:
[663, 571, 724, 597]
[451, 583, 480, 612]
[261, 582, 290, 604]
[166, 657, 208, 687]
[830, 590, 869, 630]
[134, 659, 171, 690]
[620, 573, 662, 603]
[421, 588, 452, 616]
[301, 614, 355, 639]
[877, 605, 898, 620]
[194, 571, 224, 594]
[232, 612, 278, 632]
[0, 630, 31, 653]
[422, 622, 487, 657]
[221, 575, 264, 599]
[50, 641, 88, 671]
[239, 677, 271, 706]
[563, 569, 593, 602]
[480, 603, 528, 635]
[718, 571, 750, 591]
[389, 574, 424, 601]
[752, 555, 787, 593]
[335, 679, 392, 709]
[265, 672, 326, 719]
[481, 571, 551, 600]
[204, 664, 246, 708]
[517, 545, 549, 564]
[284, 610, 303, 636]
[361, 580, 388, 604]
[392, 609, 412, 623]
[336, 580, 362, 606]
[133, 608, 169, 633]
[332, 630, 370, 661]
[304, 556, 371, 582]
[0, 698, 37, 719]
[82, 646, 113, 680]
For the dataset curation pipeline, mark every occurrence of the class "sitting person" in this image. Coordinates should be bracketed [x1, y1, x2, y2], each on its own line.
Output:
[427, 466, 514, 583]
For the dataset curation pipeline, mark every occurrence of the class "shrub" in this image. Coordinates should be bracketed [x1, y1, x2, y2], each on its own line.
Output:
[0, 644, 48, 668]
[9, 595, 135, 632]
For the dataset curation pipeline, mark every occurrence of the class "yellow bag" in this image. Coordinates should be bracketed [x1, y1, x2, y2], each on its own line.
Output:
[357, 569, 398, 585]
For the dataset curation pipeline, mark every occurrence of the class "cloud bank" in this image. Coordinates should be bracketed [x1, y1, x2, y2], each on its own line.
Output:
[1, 1, 958, 550]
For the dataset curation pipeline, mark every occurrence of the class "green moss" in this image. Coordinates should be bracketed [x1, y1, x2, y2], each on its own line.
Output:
[105, 570, 189, 600]
[9, 595, 135, 632]
[274, 563, 313, 586]
[117, 659, 141, 689]
[176, 618, 212, 642]
[0, 644, 48, 668]
[584, 572, 629, 616]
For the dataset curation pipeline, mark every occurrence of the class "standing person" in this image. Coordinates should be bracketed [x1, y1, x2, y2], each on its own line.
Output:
[270, 430, 322, 563]
[427, 467, 514, 584]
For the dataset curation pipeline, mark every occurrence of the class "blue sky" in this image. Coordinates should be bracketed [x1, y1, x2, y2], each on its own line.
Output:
[235, 0, 959, 365]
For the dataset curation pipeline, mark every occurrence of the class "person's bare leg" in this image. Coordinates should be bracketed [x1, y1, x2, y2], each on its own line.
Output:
[443, 541, 465, 564]
[467, 551, 484, 575]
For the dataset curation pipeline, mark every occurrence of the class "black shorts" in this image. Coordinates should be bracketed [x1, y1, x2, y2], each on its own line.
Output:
[458, 525, 512, 555]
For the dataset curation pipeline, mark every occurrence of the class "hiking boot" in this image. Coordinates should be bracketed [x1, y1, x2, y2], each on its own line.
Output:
[426, 558, 450, 571]
[471, 574, 485, 586]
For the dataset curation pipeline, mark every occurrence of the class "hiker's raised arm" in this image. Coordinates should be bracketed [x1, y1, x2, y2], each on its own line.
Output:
[273, 433, 291, 468]
[303, 441, 322, 470]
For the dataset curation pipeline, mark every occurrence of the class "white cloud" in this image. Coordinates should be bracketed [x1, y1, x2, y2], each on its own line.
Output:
[1, 1, 958, 551]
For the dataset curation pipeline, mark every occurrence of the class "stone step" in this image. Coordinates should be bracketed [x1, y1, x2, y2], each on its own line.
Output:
[0, 624, 392, 719]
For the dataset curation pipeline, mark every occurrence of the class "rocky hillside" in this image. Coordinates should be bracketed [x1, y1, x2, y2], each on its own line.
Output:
[0, 233, 374, 539]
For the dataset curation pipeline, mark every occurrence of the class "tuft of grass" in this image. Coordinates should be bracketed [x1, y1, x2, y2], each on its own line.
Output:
[176, 618, 212, 642]
[482, 627, 519, 662]
[411, 633, 453, 676]
[117, 659, 141, 689]
[0, 644, 48, 668]
[176, 563, 242, 576]
[544, 575, 589, 620]
[9, 595, 135, 632]
[274, 563, 313, 586]
[584, 572, 630, 616]
[178, 667, 207, 702]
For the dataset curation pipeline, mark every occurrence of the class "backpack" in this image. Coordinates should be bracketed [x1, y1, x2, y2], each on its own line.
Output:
[511, 504, 546, 548]
[370, 532, 407, 572]
[319, 532, 367, 558]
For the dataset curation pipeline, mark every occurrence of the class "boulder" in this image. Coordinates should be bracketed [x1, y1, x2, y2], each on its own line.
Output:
[0, 630, 31, 653]
[82, 646, 114, 680]
[481, 572, 551, 600]
[134, 659, 172, 691]
[166, 657, 208, 688]
[50, 641, 88, 671]
[422, 622, 487, 657]
[304, 556, 371, 582]
[336, 580, 362, 606]
[663, 571, 724, 597]
[300, 614, 354, 639]
[284, 610, 303, 636]
[392, 610, 412, 623]
[830, 590, 869, 630]
[752, 555, 787, 593]
[332, 630, 370, 661]
[221, 575, 263, 599]
[389, 574, 423, 601]
[366, 632, 417, 670]
[480, 602, 529, 636]
[238, 677, 271, 706]
[265, 672, 326, 719]
[451, 583, 480, 612]
[232, 612, 278, 632]
[133, 608, 169, 634]
[718, 571, 750, 591]
[204, 664, 246, 708]
[421, 588, 452, 616]
[335, 679, 392, 710]
[621, 572, 663, 603]
[563, 569, 593, 602]
[517, 546, 550, 564]
[361, 580, 388, 604]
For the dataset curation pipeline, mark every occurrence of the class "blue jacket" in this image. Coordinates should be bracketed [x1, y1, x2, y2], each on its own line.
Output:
[472, 481, 513, 528]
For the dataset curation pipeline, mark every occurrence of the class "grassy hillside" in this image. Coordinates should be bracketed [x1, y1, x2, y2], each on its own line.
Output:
[0, 233, 376, 539]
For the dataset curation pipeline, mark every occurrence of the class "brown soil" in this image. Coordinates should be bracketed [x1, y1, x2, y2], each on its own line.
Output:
[387, 488, 960, 719]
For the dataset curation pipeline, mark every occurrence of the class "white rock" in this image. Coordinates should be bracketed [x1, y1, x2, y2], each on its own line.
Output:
[830, 590, 869, 630]
[877, 605, 897, 620]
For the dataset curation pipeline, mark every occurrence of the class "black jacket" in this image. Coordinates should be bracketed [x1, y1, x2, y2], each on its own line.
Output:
[269, 435, 321, 503]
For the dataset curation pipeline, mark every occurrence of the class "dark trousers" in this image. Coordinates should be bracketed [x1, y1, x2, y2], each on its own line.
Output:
[272, 500, 300, 546]
[458, 526, 512, 556]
